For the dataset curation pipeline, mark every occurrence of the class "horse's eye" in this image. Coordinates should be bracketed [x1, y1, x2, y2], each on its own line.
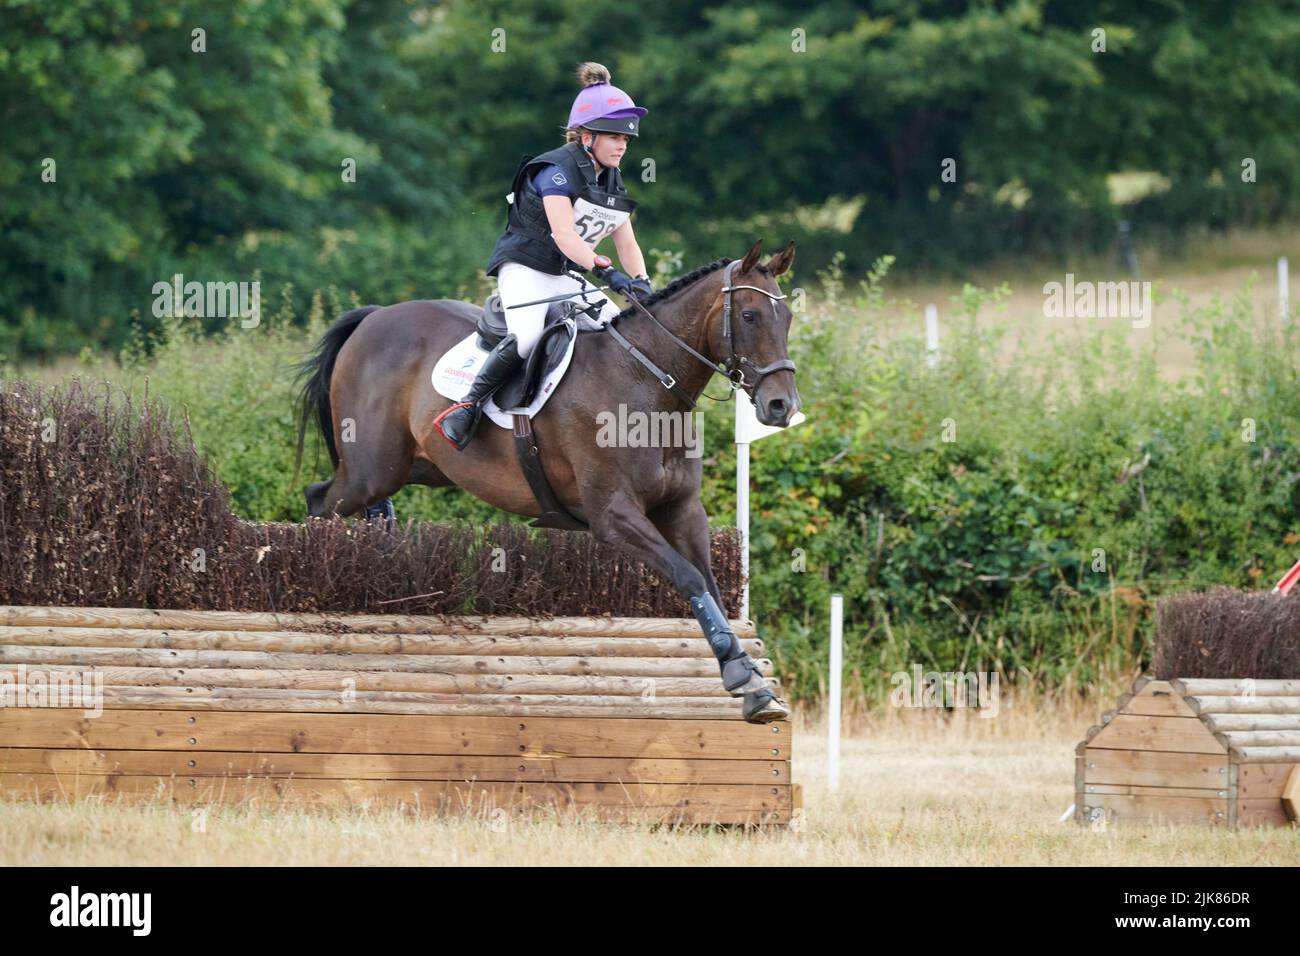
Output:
[741, 310, 757, 322]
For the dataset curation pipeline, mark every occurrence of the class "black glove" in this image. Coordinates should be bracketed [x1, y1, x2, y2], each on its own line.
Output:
[593, 263, 637, 298]
[629, 275, 653, 302]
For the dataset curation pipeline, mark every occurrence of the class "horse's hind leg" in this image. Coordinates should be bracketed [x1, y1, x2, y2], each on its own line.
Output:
[306, 479, 333, 518]
[310, 459, 404, 519]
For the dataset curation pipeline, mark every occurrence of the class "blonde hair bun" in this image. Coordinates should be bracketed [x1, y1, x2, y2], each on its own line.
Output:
[576, 62, 611, 87]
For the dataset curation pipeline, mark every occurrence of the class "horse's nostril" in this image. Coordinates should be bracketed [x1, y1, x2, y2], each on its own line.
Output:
[768, 399, 786, 418]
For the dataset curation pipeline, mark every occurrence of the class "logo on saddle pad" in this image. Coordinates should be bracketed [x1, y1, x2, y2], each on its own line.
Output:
[431, 325, 580, 430]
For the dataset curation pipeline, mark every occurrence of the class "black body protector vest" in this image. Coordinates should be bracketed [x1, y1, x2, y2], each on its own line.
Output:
[486, 140, 637, 277]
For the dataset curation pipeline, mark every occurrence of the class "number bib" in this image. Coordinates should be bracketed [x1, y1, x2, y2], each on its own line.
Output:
[572, 185, 636, 247]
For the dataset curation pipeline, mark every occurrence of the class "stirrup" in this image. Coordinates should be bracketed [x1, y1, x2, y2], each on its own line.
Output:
[433, 401, 477, 449]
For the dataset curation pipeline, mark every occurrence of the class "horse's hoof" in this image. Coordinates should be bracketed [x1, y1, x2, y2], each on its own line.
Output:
[742, 689, 789, 723]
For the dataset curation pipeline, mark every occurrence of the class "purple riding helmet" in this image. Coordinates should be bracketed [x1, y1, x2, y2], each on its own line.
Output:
[567, 81, 648, 139]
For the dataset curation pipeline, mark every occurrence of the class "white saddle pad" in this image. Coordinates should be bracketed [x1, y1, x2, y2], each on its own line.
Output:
[431, 321, 579, 429]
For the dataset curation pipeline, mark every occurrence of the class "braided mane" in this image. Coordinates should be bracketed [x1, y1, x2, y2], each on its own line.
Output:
[609, 256, 768, 321]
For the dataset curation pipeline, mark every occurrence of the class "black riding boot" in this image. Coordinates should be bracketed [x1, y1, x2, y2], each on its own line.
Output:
[434, 333, 525, 451]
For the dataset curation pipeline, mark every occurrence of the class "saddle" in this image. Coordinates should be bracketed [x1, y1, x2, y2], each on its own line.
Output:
[477, 295, 575, 410]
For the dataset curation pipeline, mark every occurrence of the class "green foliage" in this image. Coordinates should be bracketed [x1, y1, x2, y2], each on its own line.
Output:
[739, 259, 1300, 699]
[6, 2, 1300, 360]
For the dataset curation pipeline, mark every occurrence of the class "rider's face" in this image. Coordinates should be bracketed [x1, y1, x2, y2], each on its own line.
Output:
[585, 132, 630, 169]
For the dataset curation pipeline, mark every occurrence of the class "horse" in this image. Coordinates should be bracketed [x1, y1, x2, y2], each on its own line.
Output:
[294, 239, 801, 721]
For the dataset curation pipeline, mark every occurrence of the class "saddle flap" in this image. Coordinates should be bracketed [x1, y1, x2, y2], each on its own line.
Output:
[495, 315, 574, 410]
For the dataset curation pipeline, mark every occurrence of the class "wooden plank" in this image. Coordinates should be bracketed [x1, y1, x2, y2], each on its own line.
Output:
[1172, 679, 1300, 698]
[0, 709, 790, 759]
[97, 686, 745, 707]
[1082, 747, 1228, 789]
[1236, 798, 1291, 828]
[1, 644, 771, 679]
[1120, 681, 1196, 717]
[1284, 766, 1300, 823]
[1085, 715, 1225, 754]
[1228, 746, 1300, 763]
[1217, 731, 1300, 749]
[1184, 696, 1300, 716]
[1081, 793, 1228, 825]
[0, 748, 788, 784]
[1204, 715, 1300, 733]
[0, 773, 791, 824]
[1082, 783, 1228, 798]
[0, 606, 756, 640]
[0, 626, 761, 659]
[5, 664, 758, 697]
[85, 691, 744, 720]
[1236, 763, 1299, 800]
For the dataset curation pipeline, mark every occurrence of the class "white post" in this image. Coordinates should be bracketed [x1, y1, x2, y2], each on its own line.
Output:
[737, 440, 751, 622]
[925, 304, 940, 368]
[1279, 257, 1290, 324]
[734, 392, 805, 625]
[827, 593, 843, 793]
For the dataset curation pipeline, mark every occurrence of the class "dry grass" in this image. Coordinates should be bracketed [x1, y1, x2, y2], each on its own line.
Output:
[3, 696, 1295, 866]
[877, 225, 1299, 380]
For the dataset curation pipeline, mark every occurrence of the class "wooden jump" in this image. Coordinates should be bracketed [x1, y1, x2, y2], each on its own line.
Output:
[1076, 677, 1300, 828]
[0, 605, 796, 825]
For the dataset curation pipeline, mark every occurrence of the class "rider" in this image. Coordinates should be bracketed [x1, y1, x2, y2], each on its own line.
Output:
[434, 61, 655, 450]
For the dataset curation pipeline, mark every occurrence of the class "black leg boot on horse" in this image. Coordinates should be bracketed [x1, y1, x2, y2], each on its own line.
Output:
[363, 497, 396, 530]
[691, 592, 787, 722]
[433, 333, 526, 451]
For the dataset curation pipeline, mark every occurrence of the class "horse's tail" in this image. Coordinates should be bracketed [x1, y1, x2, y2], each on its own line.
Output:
[292, 305, 383, 482]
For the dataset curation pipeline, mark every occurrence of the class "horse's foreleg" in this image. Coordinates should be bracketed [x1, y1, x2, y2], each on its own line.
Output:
[649, 495, 725, 610]
[590, 489, 787, 723]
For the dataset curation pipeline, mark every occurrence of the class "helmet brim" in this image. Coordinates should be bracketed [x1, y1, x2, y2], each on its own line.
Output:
[581, 114, 644, 137]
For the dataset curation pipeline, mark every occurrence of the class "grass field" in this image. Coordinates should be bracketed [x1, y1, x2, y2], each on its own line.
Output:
[877, 226, 1299, 382]
[4, 696, 1296, 866]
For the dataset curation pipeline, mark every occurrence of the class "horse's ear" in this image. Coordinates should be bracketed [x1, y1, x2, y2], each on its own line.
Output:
[766, 240, 795, 277]
[739, 239, 763, 275]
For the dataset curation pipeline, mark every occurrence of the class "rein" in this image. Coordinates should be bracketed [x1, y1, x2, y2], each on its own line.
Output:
[564, 260, 796, 409]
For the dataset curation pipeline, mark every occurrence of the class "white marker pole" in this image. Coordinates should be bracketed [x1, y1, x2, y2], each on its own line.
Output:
[827, 593, 843, 793]
[737, 439, 751, 622]
[735, 393, 806, 623]
[925, 304, 940, 368]
[1279, 257, 1290, 324]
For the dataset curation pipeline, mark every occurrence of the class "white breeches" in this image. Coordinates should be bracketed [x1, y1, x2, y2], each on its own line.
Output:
[496, 261, 623, 359]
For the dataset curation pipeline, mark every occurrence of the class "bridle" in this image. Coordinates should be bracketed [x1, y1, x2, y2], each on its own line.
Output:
[598, 259, 797, 409]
